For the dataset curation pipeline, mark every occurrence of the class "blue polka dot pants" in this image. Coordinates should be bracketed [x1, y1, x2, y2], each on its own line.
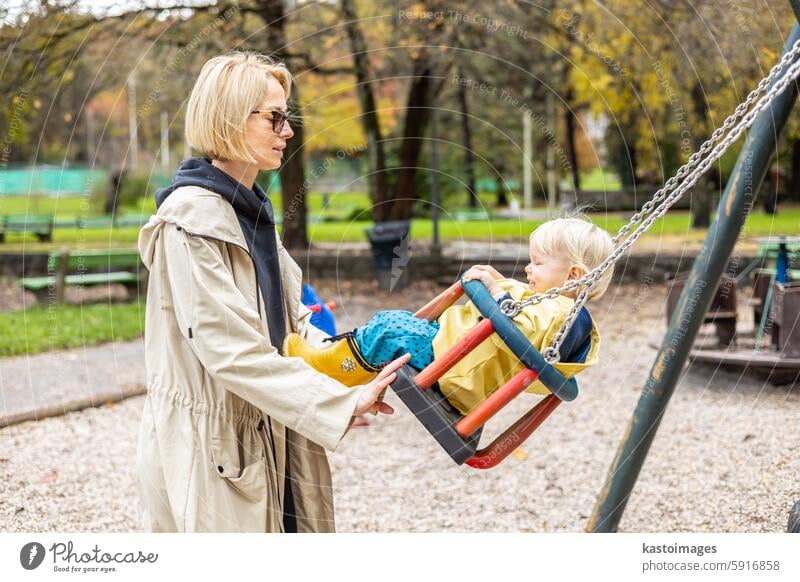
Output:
[355, 310, 440, 371]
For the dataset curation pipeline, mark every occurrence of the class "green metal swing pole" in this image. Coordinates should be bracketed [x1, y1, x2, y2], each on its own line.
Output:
[587, 17, 800, 533]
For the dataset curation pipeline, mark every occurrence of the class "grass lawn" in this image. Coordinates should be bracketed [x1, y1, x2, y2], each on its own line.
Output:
[0, 300, 145, 358]
[294, 207, 798, 242]
[579, 167, 623, 191]
[0, 191, 373, 218]
[125, 190, 375, 217]
[0, 194, 98, 217]
[0, 207, 798, 251]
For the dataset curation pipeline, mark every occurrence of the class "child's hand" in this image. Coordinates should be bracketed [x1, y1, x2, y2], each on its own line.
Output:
[469, 264, 504, 280]
[463, 266, 503, 295]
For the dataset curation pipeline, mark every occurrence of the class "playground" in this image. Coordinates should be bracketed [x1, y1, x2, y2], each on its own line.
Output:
[0, 279, 796, 533]
[3, 1, 800, 557]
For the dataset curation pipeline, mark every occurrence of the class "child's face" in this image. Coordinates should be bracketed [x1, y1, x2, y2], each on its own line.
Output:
[525, 240, 574, 294]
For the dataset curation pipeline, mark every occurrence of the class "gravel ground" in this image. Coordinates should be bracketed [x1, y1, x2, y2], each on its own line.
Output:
[1, 279, 798, 532]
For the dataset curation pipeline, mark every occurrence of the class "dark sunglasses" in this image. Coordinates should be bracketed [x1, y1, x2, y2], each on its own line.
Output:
[250, 109, 290, 134]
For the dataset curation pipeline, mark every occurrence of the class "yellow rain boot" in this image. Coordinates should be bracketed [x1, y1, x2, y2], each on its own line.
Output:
[283, 332, 380, 387]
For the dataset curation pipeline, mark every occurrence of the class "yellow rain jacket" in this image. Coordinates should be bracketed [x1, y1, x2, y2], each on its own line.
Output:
[432, 278, 601, 415]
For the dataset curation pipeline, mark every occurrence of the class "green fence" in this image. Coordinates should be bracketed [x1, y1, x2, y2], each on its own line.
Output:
[0, 166, 108, 196]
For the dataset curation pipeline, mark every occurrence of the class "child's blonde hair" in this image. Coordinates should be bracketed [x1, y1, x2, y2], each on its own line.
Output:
[529, 214, 614, 300]
[185, 51, 292, 164]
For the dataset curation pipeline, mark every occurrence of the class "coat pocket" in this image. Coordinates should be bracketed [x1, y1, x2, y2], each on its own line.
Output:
[211, 433, 268, 503]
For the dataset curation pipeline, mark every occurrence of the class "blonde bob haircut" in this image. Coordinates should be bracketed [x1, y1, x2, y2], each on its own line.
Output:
[529, 213, 615, 300]
[185, 52, 292, 163]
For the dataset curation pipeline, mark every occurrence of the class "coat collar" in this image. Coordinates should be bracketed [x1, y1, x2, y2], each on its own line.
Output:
[138, 184, 303, 333]
[154, 185, 249, 248]
[139, 186, 252, 271]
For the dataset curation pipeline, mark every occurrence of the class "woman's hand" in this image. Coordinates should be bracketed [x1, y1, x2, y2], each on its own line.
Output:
[353, 353, 411, 416]
[462, 265, 504, 295]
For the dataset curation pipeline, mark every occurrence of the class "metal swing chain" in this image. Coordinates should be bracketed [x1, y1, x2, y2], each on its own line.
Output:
[500, 39, 800, 364]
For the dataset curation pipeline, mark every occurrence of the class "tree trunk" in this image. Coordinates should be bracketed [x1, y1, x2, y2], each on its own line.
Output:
[495, 174, 509, 207]
[614, 127, 637, 189]
[107, 171, 124, 216]
[257, 0, 308, 248]
[762, 175, 779, 214]
[384, 57, 433, 222]
[280, 87, 308, 249]
[457, 68, 478, 208]
[691, 185, 712, 228]
[340, 0, 388, 219]
[791, 138, 800, 203]
[690, 82, 712, 229]
[564, 85, 581, 191]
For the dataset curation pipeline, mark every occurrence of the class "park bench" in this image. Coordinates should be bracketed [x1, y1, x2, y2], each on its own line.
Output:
[2, 213, 152, 242]
[114, 214, 150, 228]
[452, 208, 490, 222]
[561, 187, 693, 212]
[51, 215, 148, 229]
[771, 281, 800, 358]
[77, 216, 114, 229]
[18, 248, 146, 304]
[0, 213, 54, 243]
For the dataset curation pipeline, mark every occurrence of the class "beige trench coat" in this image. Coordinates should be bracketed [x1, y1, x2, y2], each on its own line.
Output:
[136, 185, 363, 532]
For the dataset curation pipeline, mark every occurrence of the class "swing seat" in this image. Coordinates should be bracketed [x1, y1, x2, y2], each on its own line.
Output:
[388, 278, 579, 469]
[391, 366, 482, 464]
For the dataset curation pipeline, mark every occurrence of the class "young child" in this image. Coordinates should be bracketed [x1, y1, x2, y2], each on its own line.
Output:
[284, 216, 614, 415]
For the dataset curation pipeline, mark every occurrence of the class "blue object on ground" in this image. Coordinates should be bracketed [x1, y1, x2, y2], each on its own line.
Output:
[301, 284, 337, 336]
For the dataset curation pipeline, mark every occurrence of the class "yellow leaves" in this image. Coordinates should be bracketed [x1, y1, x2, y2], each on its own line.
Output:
[570, 63, 632, 119]
[408, 2, 427, 15]
[301, 75, 400, 153]
[301, 78, 363, 152]
[368, 15, 394, 41]
[759, 46, 779, 67]
[594, 72, 616, 95]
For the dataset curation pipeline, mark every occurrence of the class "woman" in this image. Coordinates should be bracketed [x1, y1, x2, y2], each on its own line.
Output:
[136, 52, 408, 533]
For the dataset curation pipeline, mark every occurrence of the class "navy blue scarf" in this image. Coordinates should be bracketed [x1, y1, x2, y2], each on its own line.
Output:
[156, 157, 287, 353]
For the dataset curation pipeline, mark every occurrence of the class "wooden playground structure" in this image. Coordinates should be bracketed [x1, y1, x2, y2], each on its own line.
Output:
[660, 237, 800, 385]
